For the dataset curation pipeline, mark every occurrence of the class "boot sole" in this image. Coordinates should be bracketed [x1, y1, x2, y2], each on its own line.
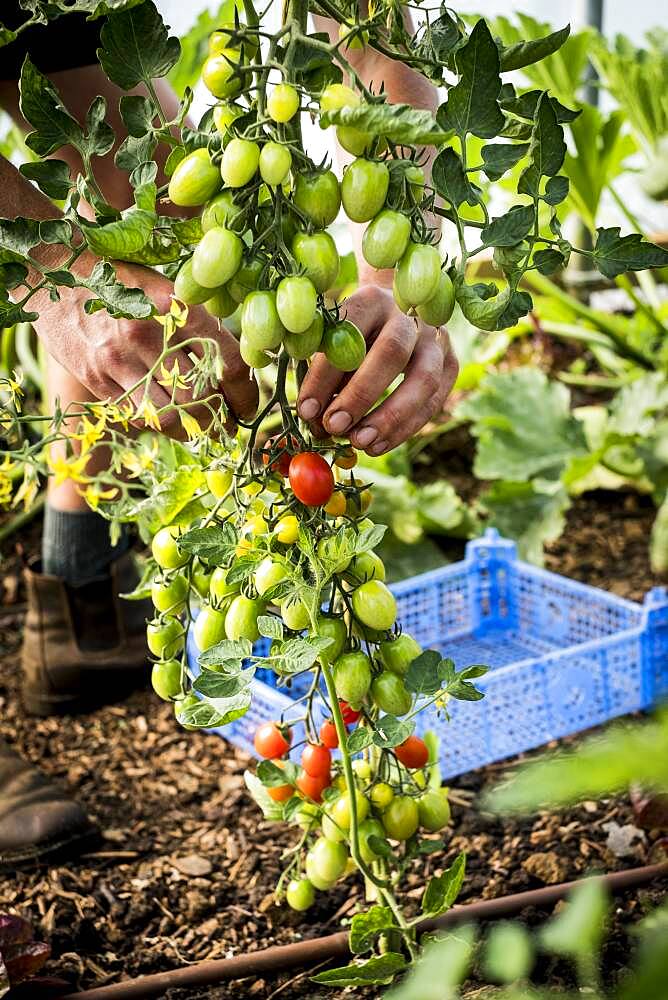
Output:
[0, 825, 100, 871]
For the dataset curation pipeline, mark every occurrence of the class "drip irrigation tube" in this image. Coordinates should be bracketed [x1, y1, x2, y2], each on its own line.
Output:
[55, 861, 668, 1000]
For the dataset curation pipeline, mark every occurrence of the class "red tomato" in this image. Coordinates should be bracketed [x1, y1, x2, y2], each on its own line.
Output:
[296, 769, 331, 802]
[394, 734, 429, 769]
[319, 719, 340, 749]
[288, 452, 334, 507]
[268, 783, 294, 802]
[339, 700, 361, 725]
[301, 742, 332, 778]
[262, 434, 296, 478]
[254, 721, 292, 759]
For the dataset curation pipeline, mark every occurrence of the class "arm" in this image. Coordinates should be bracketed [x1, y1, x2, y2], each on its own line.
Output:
[298, 18, 458, 456]
[0, 69, 258, 433]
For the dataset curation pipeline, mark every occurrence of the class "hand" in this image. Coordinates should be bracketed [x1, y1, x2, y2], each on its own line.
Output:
[33, 255, 258, 437]
[297, 284, 458, 455]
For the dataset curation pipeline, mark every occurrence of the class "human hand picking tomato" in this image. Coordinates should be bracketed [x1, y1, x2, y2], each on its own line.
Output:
[297, 284, 458, 456]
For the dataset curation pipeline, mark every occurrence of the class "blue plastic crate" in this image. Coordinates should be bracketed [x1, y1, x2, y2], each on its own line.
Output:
[187, 529, 668, 778]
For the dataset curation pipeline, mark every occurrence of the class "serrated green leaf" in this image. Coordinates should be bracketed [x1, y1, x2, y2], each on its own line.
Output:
[373, 715, 414, 749]
[455, 280, 533, 332]
[19, 160, 72, 200]
[480, 142, 529, 180]
[0, 218, 40, 256]
[405, 650, 443, 696]
[84, 95, 115, 157]
[194, 666, 254, 699]
[354, 523, 387, 555]
[98, 0, 180, 89]
[533, 248, 566, 275]
[499, 86, 580, 125]
[19, 57, 84, 156]
[350, 906, 396, 955]
[347, 726, 374, 753]
[198, 637, 252, 667]
[115, 133, 158, 172]
[518, 93, 567, 199]
[422, 852, 466, 916]
[432, 147, 480, 207]
[311, 953, 406, 987]
[80, 205, 156, 259]
[80, 260, 154, 320]
[257, 759, 297, 787]
[244, 769, 283, 821]
[499, 24, 570, 72]
[591, 227, 668, 279]
[481, 205, 535, 247]
[258, 615, 283, 641]
[543, 175, 569, 205]
[321, 104, 448, 146]
[178, 523, 236, 563]
[120, 94, 158, 138]
[437, 20, 505, 139]
[270, 636, 332, 675]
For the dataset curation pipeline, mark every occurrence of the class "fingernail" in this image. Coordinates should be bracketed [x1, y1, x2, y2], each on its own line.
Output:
[326, 410, 352, 435]
[299, 398, 320, 420]
[369, 439, 389, 456]
[355, 426, 378, 448]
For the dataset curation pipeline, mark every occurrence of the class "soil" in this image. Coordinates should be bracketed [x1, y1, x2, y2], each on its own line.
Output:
[0, 491, 667, 1000]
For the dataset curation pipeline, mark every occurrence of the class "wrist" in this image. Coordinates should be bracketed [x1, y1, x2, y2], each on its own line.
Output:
[357, 265, 394, 291]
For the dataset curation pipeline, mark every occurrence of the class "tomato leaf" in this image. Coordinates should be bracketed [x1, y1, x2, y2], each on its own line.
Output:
[80, 205, 156, 258]
[194, 666, 254, 699]
[347, 727, 374, 753]
[257, 759, 297, 787]
[320, 103, 449, 146]
[367, 834, 393, 859]
[405, 650, 444, 696]
[244, 769, 284, 821]
[455, 279, 533, 332]
[518, 93, 567, 200]
[198, 638, 252, 667]
[499, 85, 580, 125]
[498, 24, 570, 72]
[437, 20, 505, 139]
[19, 160, 72, 200]
[120, 94, 158, 139]
[257, 615, 284, 641]
[372, 715, 414, 749]
[481, 205, 535, 247]
[80, 260, 154, 320]
[432, 147, 480, 208]
[98, 0, 181, 90]
[354, 523, 387, 555]
[115, 133, 158, 172]
[350, 906, 397, 955]
[177, 693, 248, 729]
[421, 852, 466, 917]
[311, 953, 407, 987]
[178, 522, 237, 563]
[19, 57, 85, 156]
[480, 142, 530, 181]
[0, 218, 41, 256]
[268, 636, 333, 674]
[591, 227, 668, 279]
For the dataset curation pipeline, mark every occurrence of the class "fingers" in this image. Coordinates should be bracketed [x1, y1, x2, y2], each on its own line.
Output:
[321, 309, 418, 438]
[297, 352, 346, 427]
[349, 330, 458, 456]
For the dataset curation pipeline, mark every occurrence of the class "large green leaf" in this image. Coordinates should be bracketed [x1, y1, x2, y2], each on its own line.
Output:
[422, 852, 466, 917]
[480, 479, 572, 566]
[80, 261, 154, 320]
[320, 104, 448, 146]
[518, 92, 566, 199]
[458, 368, 587, 480]
[455, 280, 533, 332]
[19, 57, 84, 156]
[498, 24, 570, 72]
[98, 0, 180, 89]
[437, 19, 505, 140]
[480, 142, 529, 180]
[311, 954, 406, 987]
[591, 227, 668, 279]
[19, 160, 72, 200]
[432, 147, 480, 207]
[80, 206, 156, 258]
[481, 204, 535, 247]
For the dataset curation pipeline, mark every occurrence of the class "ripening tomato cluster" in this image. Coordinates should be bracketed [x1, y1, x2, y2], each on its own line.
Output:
[167, 29, 455, 387]
[253, 717, 451, 911]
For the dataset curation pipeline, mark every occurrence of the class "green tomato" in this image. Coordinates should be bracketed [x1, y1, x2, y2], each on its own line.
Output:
[227, 257, 263, 304]
[319, 83, 360, 113]
[351, 580, 397, 631]
[307, 836, 348, 883]
[417, 788, 451, 832]
[221, 138, 260, 188]
[345, 551, 385, 584]
[417, 271, 456, 327]
[205, 285, 237, 318]
[322, 320, 366, 372]
[240, 334, 272, 369]
[209, 23, 258, 56]
[371, 671, 412, 717]
[332, 788, 369, 830]
[379, 633, 422, 676]
[225, 594, 263, 642]
[341, 159, 389, 223]
[192, 227, 243, 288]
[293, 170, 341, 229]
[382, 796, 419, 841]
[253, 557, 287, 597]
[362, 210, 411, 270]
[152, 525, 188, 570]
[313, 614, 347, 666]
[370, 782, 394, 811]
[174, 693, 200, 731]
[268, 83, 300, 123]
[332, 650, 372, 706]
[281, 596, 311, 631]
[151, 573, 188, 615]
[352, 758, 372, 780]
[405, 163, 425, 199]
[213, 101, 243, 134]
[292, 232, 339, 294]
[321, 803, 346, 843]
[276, 276, 317, 334]
[151, 659, 182, 701]
[293, 801, 320, 831]
[241, 290, 285, 351]
[205, 467, 233, 498]
[194, 604, 228, 651]
[286, 878, 315, 911]
[210, 566, 237, 603]
[201, 190, 242, 232]
[173, 257, 212, 306]
[336, 124, 371, 157]
[259, 143, 292, 188]
[192, 560, 212, 599]
[202, 49, 242, 99]
[147, 617, 184, 659]
[394, 242, 441, 307]
[284, 312, 324, 361]
[168, 148, 221, 207]
[392, 273, 411, 315]
[305, 854, 335, 891]
[358, 818, 386, 864]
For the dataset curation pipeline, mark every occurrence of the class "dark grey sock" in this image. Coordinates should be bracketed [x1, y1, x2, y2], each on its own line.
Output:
[42, 505, 129, 585]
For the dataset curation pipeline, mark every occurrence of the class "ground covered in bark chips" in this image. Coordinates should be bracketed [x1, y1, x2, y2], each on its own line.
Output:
[1, 491, 667, 1000]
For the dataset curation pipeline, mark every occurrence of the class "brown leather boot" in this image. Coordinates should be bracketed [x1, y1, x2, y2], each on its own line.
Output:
[0, 738, 96, 867]
[21, 552, 151, 716]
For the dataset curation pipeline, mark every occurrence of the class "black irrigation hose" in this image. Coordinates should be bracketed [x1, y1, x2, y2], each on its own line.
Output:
[56, 861, 668, 1000]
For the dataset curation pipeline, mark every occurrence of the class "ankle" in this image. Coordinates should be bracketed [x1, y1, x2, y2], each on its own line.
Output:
[42, 504, 129, 585]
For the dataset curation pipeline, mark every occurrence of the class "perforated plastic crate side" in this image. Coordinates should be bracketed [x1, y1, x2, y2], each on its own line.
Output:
[640, 587, 668, 706]
[463, 530, 519, 638]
